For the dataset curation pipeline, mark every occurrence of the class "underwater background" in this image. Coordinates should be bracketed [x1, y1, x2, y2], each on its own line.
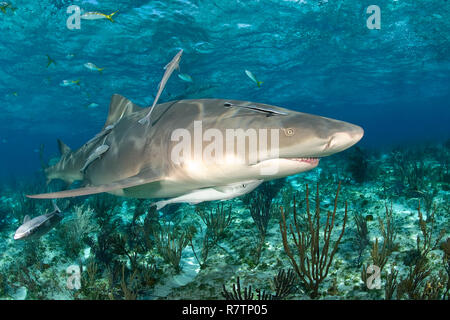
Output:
[0, 0, 449, 300]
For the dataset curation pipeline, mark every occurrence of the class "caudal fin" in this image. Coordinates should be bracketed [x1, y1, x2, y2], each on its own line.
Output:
[257, 81, 263, 87]
[106, 10, 118, 22]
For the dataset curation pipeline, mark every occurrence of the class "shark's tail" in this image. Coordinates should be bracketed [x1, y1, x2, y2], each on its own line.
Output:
[257, 81, 263, 87]
[106, 10, 118, 22]
[97, 68, 105, 74]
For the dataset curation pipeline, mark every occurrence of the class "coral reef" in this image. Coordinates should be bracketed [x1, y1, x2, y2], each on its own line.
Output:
[0, 142, 448, 300]
[221, 269, 297, 300]
[279, 183, 348, 299]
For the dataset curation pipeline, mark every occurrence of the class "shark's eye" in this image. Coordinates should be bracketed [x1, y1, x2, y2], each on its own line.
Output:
[283, 128, 295, 136]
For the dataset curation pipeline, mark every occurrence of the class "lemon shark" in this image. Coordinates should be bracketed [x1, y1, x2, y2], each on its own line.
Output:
[28, 94, 364, 207]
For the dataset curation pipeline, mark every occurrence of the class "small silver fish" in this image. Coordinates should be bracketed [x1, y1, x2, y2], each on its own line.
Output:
[14, 201, 63, 240]
[178, 73, 193, 83]
[60, 79, 80, 87]
[87, 102, 99, 108]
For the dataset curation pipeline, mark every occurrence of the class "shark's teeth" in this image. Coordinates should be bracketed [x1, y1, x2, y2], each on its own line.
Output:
[290, 157, 320, 164]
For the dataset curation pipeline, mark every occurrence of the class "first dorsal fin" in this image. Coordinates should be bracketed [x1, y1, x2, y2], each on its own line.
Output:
[57, 139, 71, 155]
[23, 215, 31, 223]
[103, 94, 144, 129]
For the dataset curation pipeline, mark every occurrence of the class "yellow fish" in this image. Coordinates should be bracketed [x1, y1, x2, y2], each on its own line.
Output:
[60, 79, 80, 87]
[0, 2, 16, 14]
[245, 70, 263, 87]
[81, 10, 118, 23]
[84, 62, 104, 73]
[46, 55, 56, 68]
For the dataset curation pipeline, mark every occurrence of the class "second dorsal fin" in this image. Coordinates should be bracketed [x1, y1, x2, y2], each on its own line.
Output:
[103, 94, 144, 129]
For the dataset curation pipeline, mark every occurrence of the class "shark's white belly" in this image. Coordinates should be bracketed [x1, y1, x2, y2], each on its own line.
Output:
[111, 158, 316, 199]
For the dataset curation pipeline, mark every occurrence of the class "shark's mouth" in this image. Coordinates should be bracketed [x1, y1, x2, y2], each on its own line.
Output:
[288, 157, 320, 165]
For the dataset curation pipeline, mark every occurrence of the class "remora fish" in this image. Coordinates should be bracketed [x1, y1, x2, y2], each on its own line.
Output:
[139, 49, 183, 125]
[80, 144, 110, 173]
[81, 10, 118, 23]
[28, 94, 364, 208]
[14, 201, 63, 240]
[154, 180, 263, 210]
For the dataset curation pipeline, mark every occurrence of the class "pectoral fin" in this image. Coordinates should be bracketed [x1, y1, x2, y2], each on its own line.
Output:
[27, 169, 164, 199]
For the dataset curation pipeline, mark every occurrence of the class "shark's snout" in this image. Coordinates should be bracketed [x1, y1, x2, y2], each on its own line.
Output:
[324, 125, 364, 154]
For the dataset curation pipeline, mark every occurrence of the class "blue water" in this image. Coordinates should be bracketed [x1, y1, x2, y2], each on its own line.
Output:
[0, 0, 449, 178]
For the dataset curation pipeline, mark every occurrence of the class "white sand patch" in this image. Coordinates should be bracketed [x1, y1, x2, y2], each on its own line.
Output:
[150, 246, 200, 298]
